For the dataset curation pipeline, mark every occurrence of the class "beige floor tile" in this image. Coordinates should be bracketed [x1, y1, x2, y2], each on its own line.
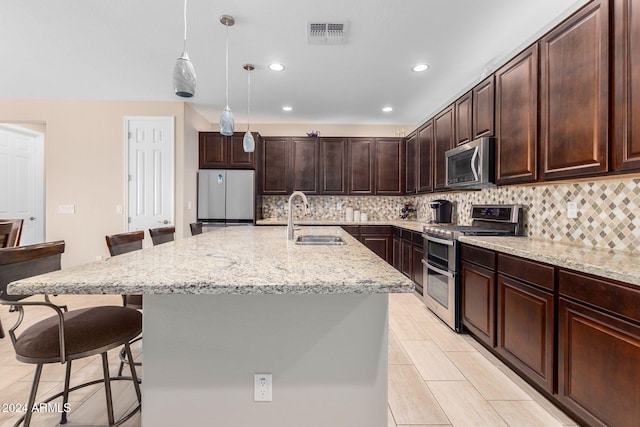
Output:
[389, 297, 410, 315]
[401, 303, 442, 323]
[388, 365, 450, 425]
[390, 293, 422, 305]
[490, 400, 566, 427]
[417, 322, 477, 352]
[64, 379, 139, 425]
[388, 406, 396, 427]
[390, 315, 431, 340]
[388, 331, 412, 365]
[0, 365, 34, 390]
[400, 340, 465, 381]
[427, 381, 508, 427]
[446, 352, 532, 401]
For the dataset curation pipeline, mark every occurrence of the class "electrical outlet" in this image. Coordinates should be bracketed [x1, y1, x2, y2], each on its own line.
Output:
[336, 202, 343, 211]
[254, 373, 272, 402]
[567, 201, 578, 219]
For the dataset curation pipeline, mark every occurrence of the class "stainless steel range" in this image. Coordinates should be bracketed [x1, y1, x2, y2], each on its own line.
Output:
[421, 204, 523, 331]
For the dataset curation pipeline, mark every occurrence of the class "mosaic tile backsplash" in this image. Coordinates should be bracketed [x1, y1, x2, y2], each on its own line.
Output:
[262, 176, 640, 252]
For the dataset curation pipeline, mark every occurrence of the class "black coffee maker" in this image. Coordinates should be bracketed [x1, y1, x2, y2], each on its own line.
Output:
[429, 200, 452, 223]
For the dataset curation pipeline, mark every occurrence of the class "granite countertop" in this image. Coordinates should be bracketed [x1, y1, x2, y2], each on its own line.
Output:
[256, 219, 427, 233]
[8, 226, 414, 296]
[458, 236, 640, 287]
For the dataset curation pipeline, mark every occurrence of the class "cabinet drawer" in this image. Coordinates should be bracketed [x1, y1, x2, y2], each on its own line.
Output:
[559, 269, 640, 324]
[341, 226, 360, 238]
[459, 243, 496, 270]
[411, 231, 423, 247]
[360, 225, 392, 235]
[498, 254, 555, 291]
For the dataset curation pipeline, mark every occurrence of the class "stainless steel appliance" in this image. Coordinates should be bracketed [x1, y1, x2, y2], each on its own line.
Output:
[197, 169, 254, 224]
[428, 199, 452, 223]
[445, 137, 495, 189]
[422, 204, 522, 331]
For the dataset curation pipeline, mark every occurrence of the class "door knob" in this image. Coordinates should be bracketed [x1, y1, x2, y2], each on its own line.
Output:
[159, 220, 169, 224]
[29, 216, 36, 221]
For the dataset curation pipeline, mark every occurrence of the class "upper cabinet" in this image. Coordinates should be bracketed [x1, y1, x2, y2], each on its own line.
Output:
[260, 137, 289, 195]
[495, 45, 539, 185]
[199, 132, 256, 169]
[375, 138, 404, 195]
[455, 91, 473, 146]
[473, 76, 495, 139]
[320, 138, 348, 195]
[405, 132, 417, 194]
[540, 0, 609, 180]
[433, 105, 455, 191]
[613, 0, 640, 172]
[417, 120, 434, 193]
[291, 138, 319, 194]
[348, 138, 375, 195]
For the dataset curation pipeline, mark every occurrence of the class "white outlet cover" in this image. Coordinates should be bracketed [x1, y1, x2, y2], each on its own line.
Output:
[58, 204, 75, 214]
[567, 201, 578, 219]
[254, 373, 272, 402]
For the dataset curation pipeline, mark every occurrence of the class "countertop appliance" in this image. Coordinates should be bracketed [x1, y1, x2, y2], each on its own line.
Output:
[198, 169, 254, 225]
[445, 137, 495, 189]
[428, 199, 452, 224]
[421, 204, 522, 331]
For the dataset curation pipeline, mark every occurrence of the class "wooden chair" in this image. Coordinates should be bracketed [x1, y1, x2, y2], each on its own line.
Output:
[149, 225, 175, 245]
[0, 218, 24, 247]
[190, 222, 203, 236]
[0, 222, 12, 248]
[0, 241, 142, 426]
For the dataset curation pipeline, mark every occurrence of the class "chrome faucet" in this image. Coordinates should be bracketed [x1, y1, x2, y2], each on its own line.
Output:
[287, 191, 309, 240]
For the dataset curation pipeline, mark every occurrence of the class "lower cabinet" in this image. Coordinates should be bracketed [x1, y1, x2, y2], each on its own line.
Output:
[461, 260, 496, 348]
[342, 225, 393, 265]
[411, 243, 424, 295]
[391, 227, 423, 295]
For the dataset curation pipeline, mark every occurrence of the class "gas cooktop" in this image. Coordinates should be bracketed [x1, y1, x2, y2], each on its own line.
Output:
[423, 204, 523, 240]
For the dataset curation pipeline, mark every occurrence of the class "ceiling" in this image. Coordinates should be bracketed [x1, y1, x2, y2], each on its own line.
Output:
[1, 0, 589, 126]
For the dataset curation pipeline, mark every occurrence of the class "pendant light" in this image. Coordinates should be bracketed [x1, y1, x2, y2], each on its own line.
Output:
[243, 64, 255, 153]
[219, 15, 235, 136]
[173, 0, 196, 97]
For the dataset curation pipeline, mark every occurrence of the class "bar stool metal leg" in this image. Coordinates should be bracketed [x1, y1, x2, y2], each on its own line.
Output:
[101, 353, 115, 426]
[23, 364, 43, 427]
[124, 343, 142, 404]
[60, 360, 72, 424]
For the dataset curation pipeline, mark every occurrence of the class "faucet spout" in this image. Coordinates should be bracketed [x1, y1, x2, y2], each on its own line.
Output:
[287, 191, 309, 240]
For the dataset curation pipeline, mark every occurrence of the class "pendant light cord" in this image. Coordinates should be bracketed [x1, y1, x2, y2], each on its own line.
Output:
[183, 0, 188, 52]
[225, 23, 229, 109]
[247, 68, 251, 132]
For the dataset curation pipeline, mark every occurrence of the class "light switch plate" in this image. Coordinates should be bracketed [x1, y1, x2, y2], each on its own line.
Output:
[567, 201, 578, 219]
[58, 204, 75, 214]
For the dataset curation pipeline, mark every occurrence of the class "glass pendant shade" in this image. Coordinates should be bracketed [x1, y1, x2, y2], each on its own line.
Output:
[173, 52, 196, 97]
[220, 108, 234, 136]
[243, 131, 255, 152]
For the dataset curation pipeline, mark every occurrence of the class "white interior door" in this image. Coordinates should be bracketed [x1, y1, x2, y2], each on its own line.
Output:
[0, 124, 45, 245]
[126, 117, 174, 247]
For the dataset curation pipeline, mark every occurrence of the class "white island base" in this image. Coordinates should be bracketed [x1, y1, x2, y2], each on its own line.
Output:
[142, 293, 389, 427]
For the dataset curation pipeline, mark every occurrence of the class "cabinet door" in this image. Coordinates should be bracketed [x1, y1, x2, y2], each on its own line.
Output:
[473, 76, 495, 138]
[461, 261, 496, 347]
[348, 138, 375, 195]
[393, 235, 401, 271]
[405, 133, 417, 194]
[540, 0, 609, 180]
[229, 134, 255, 168]
[433, 106, 455, 191]
[199, 133, 227, 168]
[411, 244, 424, 295]
[417, 121, 434, 193]
[497, 275, 554, 393]
[361, 235, 392, 264]
[455, 91, 473, 146]
[400, 238, 412, 278]
[320, 138, 347, 194]
[558, 298, 640, 427]
[613, 0, 640, 171]
[261, 137, 289, 195]
[495, 45, 539, 185]
[375, 138, 403, 195]
[291, 138, 319, 194]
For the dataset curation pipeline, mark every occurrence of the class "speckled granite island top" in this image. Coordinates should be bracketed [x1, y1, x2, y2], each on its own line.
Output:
[458, 236, 640, 287]
[8, 226, 415, 296]
[256, 219, 427, 233]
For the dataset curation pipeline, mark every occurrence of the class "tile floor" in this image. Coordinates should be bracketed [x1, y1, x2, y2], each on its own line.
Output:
[0, 293, 578, 426]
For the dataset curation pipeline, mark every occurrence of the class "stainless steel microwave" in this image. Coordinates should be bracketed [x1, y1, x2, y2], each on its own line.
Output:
[445, 137, 495, 189]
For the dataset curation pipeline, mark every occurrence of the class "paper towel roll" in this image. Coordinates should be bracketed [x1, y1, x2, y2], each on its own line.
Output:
[345, 207, 354, 221]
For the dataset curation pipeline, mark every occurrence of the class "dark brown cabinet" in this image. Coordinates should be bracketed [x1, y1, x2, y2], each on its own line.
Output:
[613, 0, 640, 172]
[433, 105, 455, 191]
[348, 138, 375, 195]
[540, 0, 609, 180]
[260, 137, 289, 195]
[417, 121, 434, 193]
[410, 239, 424, 295]
[392, 233, 401, 271]
[405, 133, 417, 194]
[496, 254, 555, 393]
[473, 76, 495, 139]
[392, 228, 424, 294]
[400, 235, 412, 278]
[320, 138, 348, 194]
[495, 45, 539, 185]
[375, 138, 404, 195]
[199, 132, 257, 169]
[360, 226, 393, 264]
[291, 138, 319, 194]
[455, 91, 473, 146]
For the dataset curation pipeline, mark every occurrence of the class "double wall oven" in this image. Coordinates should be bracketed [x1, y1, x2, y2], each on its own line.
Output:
[422, 205, 522, 331]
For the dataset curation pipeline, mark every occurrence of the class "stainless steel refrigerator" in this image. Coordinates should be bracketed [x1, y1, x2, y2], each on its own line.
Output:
[197, 170, 254, 224]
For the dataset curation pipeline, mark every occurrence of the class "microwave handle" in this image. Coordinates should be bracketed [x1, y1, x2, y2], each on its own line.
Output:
[471, 147, 480, 181]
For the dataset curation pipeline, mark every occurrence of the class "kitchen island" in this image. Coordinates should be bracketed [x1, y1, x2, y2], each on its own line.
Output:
[8, 226, 414, 427]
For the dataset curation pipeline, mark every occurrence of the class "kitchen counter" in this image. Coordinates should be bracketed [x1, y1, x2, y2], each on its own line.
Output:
[256, 218, 428, 233]
[458, 235, 640, 286]
[8, 225, 412, 427]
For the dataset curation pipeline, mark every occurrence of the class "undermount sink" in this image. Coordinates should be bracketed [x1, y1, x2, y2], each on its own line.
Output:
[295, 235, 346, 245]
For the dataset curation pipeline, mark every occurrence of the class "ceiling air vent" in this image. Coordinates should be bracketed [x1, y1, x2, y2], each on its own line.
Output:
[307, 22, 348, 44]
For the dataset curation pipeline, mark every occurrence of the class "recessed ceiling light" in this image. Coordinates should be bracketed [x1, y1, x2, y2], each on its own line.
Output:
[382, 106, 393, 112]
[269, 63, 285, 71]
[282, 106, 293, 111]
[412, 63, 429, 72]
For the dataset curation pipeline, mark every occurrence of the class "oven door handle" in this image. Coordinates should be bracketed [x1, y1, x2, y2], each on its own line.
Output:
[421, 234, 455, 246]
[421, 259, 455, 278]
